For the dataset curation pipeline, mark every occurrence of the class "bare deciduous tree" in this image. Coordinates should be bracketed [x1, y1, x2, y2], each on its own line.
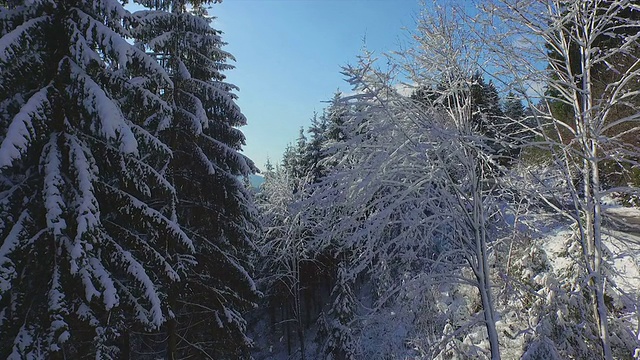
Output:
[473, 1, 640, 358]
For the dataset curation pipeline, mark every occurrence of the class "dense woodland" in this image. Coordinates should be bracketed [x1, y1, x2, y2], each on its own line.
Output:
[1, 0, 640, 359]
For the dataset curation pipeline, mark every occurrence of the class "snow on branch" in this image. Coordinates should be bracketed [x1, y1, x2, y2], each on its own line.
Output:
[99, 182, 194, 253]
[41, 134, 67, 237]
[0, 210, 29, 296]
[0, 15, 49, 64]
[0, 86, 50, 168]
[68, 60, 139, 155]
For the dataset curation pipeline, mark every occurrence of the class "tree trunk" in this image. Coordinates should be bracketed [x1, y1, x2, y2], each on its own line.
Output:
[167, 289, 177, 360]
[297, 320, 306, 360]
[479, 276, 500, 360]
[590, 150, 612, 360]
[476, 237, 501, 360]
[472, 166, 501, 360]
[285, 305, 292, 356]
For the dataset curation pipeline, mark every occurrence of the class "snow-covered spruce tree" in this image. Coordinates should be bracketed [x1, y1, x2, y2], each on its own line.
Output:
[318, 92, 350, 176]
[0, 0, 193, 358]
[318, 261, 357, 360]
[303, 112, 328, 183]
[282, 127, 307, 180]
[503, 92, 525, 127]
[132, 1, 259, 358]
[476, 1, 640, 357]
[286, 110, 335, 184]
[414, 71, 520, 168]
[501, 91, 532, 161]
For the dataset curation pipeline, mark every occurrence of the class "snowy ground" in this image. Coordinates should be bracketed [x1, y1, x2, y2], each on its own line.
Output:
[520, 203, 640, 360]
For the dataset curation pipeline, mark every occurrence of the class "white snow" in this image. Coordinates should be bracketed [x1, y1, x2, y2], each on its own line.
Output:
[69, 61, 139, 155]
[0, 86, 50, 169]
[42, 135, 67, 236]
[8, 325, 35, 360]
[540, 227, 576, 274]
[103, 183, 195, 252]
[0, 210, 29, 294]
[112, 241, 164, 327]
[88, 257, 119, 310]
[68, 136, 100, 243]
[0, 16, 49, 63]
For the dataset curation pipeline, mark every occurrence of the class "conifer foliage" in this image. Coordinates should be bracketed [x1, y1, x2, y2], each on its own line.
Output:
[319, 261, 357, 360]
[133, 0, 259, 358]
[0, 0, 257, 358]
[0, 0, 191, 358]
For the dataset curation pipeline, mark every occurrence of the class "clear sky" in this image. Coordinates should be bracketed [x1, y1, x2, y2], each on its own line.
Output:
[208, 0, 422, 171]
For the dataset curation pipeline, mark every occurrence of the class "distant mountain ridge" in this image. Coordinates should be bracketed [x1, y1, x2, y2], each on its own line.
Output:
[249, 174, 265, 189]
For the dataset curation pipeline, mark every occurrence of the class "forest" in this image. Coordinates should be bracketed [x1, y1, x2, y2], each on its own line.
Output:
[1, 0, 640, 359]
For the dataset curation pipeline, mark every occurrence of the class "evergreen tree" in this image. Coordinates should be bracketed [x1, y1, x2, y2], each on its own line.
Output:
[254, 97, 352, 358]
[319, 261, 357, 360]
[500, 91, 530, 162]
[302, 112, 328, 183]
[282, 127, 307, 179]
[133, 1, 259, 358]
[324, 92, 348, 144]
[469, 73, 519, 165]
[0, 1, 191, 358]
[264, 157, 274, 173]
[413, 72, 519, 166]
[470, 72, 504, 134]
[294, 127, 307, 177]
[503, 91, 525, 122]
[281, 143, 298, 181]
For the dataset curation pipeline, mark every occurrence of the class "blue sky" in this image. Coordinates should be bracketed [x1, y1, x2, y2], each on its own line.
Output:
[208, 0, 422, 171]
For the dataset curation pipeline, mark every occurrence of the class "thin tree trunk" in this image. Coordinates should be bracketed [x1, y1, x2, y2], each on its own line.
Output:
[297, 319, 306, 360]
[478, 273, 500, 360]
[167, 289, 177, 360]
[285, 306, 292, 356]
[472, 173, 501, 360]
[581, 33, 612, 357]
[293, 264, 306, 360]
[476, 230, 500, 360]
[591, 151, 612, 360]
